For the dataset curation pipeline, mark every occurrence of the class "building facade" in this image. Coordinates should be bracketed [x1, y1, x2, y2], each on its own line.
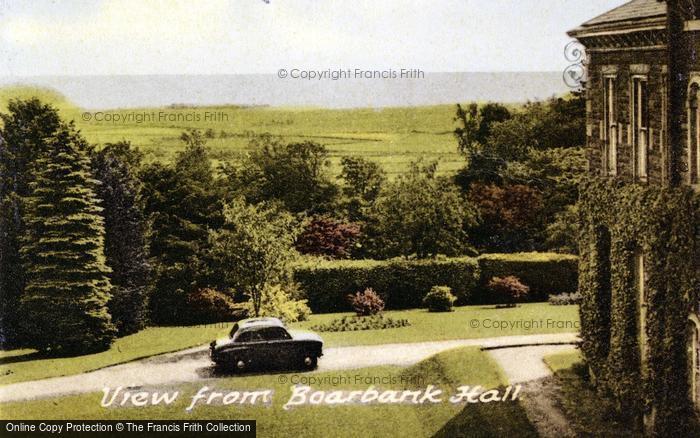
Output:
[569, 0, 700, 434]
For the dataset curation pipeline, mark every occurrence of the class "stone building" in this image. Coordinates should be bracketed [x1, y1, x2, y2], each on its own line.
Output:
[569, 0, 700, 434]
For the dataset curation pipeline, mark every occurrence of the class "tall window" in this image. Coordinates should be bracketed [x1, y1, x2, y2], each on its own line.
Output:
[661, 73, 668, 183]
[603, 76, 618, 175]
[688, 316, 700, 409]
[595, 226, 613, 356]
[635, 250, 648, 371]
[632, 77, 649, 180]
[689, 83, 699, 185]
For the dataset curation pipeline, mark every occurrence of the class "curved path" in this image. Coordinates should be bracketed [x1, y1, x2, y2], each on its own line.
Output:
[0, 332, 578, 404]
[487, 344, 579, 438]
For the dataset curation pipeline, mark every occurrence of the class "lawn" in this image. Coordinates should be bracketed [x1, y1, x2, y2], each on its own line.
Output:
[0, 303, 578, 385]
[293, 302, 579, 347]
[0, 346, 537, 437]
[542, 349, 582, 373]
[0, 325, 230, 385]
[0, 85, 464, 178]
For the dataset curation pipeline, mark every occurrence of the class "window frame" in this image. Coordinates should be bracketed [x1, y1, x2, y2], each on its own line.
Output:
[603, 75, 618, 176]
[631, 75, 649, 181]
[688, 81, 700, 185]
[661, 72, 668, 183]
[635, 249, 648, 373]
[689, 314, 700, 409]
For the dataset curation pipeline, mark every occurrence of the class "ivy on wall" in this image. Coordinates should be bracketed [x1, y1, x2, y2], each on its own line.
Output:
[577, 177, 700, 435]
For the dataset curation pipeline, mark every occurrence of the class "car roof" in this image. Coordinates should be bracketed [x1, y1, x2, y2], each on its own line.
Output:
[237, 317, 285, 329]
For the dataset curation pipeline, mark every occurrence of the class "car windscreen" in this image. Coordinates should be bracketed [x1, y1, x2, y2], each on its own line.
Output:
[229, 323, 239, 338]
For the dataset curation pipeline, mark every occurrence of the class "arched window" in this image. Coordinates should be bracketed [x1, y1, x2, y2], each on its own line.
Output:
[688, 315, 700, 409]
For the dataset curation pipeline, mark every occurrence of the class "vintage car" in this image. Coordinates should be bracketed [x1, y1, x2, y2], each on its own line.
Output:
[210, 317, 323, 372]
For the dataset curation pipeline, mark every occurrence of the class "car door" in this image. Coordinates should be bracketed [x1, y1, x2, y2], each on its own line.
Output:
[259, 327, 294, 367]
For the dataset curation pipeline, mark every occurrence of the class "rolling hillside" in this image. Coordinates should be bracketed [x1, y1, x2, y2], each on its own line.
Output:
[0, 86, 466, 177]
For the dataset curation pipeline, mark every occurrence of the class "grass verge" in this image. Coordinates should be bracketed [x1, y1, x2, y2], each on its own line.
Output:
[543, 350, 641, 437]
[0, 325, 231, 385]
[0, 347, 536, 438]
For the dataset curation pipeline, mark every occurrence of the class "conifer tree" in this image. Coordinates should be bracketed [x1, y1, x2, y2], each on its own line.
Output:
[92, 142, 150, 336]
[20, 122, 115, 354]
[0, 99, 63, 347]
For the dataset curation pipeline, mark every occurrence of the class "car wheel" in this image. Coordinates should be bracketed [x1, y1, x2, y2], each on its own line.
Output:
[301, 355, 318, 370]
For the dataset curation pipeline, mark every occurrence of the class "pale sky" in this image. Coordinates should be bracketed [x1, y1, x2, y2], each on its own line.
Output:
[0, 0, 628, 76]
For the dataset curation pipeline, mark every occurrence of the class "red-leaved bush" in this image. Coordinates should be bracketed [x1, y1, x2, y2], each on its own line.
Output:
[295, 216, 361, 259]
[487, 276, 529, 307]
[347, 288, 385, 316]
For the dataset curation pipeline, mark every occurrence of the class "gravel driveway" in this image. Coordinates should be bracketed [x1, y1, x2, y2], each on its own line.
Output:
[0, 332, 578, 404]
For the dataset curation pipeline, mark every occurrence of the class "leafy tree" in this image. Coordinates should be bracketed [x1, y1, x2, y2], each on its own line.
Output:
[20, 121, 116, 354]
[545, 204, 580, 254]
[454, 102, 512, 155]
[467, 182, 544, 252]
[452, 96, 586, 254]
[339, 156, 385, 202]
[453, 103, 481, 156]
[0, 98, 65, 347]
[224, 134, 338, 214]
[91, 142, 150, 336]
[338, 156, 386, 222]
[295, 216, 361, 259]
[141, 130, 224, 324]
[209, 199, 300, 317]
[505, 147, 586, 225]
[367, 162, 476, 259]
[476, 103, 512, 144]
[485, 93, 585, 158]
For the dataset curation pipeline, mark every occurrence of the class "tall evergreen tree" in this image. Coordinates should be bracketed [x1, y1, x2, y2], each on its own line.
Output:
[92, 142, 150, 336]
[0, 99, 63, 347]
[20, 122, 116, 354]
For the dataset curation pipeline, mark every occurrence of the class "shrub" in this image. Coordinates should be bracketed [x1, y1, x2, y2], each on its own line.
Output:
[348, 288, 385, 316]
[185, 288, 248, 324]
[311, 314, 410, 332]
[477, 252, 578, 302]
[548, 292, 582, 306]
[295, 216, 361, 259]
[422, 286, 457, 312]
[487, 276, 529, 307]
[245, 284, 311, 323]
[293, 257, 479, 313]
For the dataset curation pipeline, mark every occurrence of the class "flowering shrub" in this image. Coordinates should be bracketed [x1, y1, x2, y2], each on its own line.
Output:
[347, 288, 385, 316]
[245, 284, 311, 323]
[311, 314, 410, 332]
[487, 276, 529, 307]
[548, 291, 582, 306]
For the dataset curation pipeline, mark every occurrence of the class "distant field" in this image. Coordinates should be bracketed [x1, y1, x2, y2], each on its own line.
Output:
[0, 86, 465, 178]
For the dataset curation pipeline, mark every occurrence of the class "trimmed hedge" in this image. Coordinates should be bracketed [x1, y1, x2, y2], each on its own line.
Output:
[294, 253, 580, 312]
[476, 252, 578, 302]
[293, 257, 479, 313]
